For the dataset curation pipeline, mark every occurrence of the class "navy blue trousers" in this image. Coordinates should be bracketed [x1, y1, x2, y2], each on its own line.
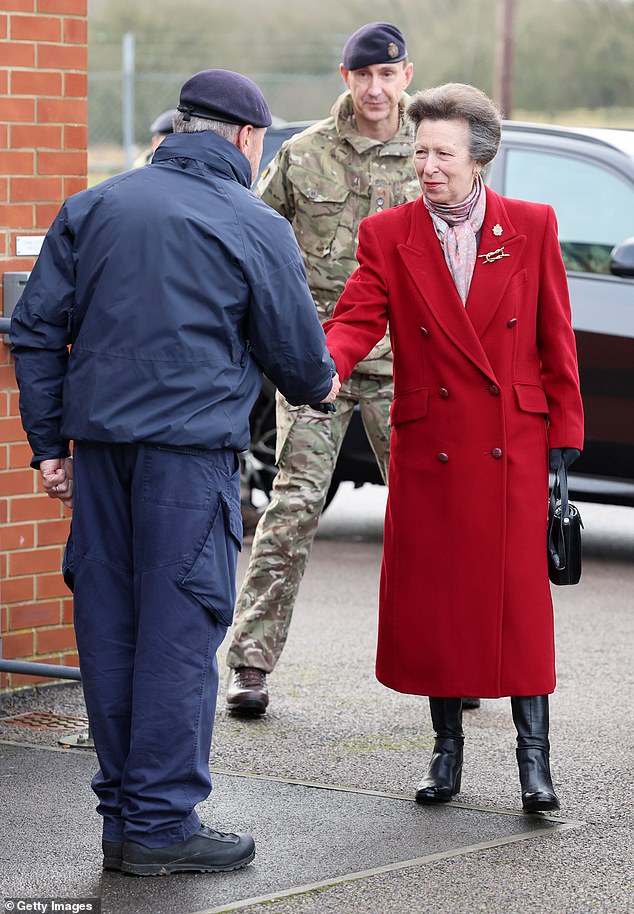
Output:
[67, 442, 242, 847]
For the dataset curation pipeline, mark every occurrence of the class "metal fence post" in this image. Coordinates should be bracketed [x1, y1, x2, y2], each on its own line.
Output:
[122, 31, 136, 170]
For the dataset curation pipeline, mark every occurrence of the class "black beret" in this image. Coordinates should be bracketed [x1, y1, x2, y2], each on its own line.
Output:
[178, 69, 272, 128]
[150, 109, 176, 136]
[342, 21, 408, 71]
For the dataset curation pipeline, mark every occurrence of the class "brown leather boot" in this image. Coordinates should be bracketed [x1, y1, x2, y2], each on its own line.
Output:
[226, 667, 269, 716]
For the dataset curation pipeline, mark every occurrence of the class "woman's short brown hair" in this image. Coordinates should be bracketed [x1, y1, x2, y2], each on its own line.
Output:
[406, 83, 502, 167]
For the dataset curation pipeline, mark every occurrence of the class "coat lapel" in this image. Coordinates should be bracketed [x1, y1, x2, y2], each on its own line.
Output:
[397, 196, 497, 383]
[466, 189, 527, 338]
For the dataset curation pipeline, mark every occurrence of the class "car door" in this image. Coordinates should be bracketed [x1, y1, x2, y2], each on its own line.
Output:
[487, 133, 634, 501]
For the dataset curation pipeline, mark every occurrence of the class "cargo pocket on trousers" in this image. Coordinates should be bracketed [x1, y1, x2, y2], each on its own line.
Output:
[178, 486, 243, 626]
[62, 529, 75, 593]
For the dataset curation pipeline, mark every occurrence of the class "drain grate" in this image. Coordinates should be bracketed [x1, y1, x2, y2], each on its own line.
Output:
[1, 711, 88, 731]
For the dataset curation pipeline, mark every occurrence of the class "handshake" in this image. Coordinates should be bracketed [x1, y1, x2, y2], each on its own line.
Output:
[310, 368, 341, 414]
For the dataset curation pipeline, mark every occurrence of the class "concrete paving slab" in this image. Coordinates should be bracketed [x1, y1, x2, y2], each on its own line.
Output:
[0, 742, 577, 914]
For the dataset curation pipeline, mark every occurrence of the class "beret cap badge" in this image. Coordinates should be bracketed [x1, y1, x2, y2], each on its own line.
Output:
[387, 42, 399, 58]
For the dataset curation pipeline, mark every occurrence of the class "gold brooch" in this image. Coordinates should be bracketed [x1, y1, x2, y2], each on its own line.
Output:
[492, 224, 503, 236]
[478, 246, 510, 264]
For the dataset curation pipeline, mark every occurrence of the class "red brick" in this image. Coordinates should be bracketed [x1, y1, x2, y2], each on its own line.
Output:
[0, 123, 7, 146]
[0, 364, 19, 390]
[9, 600, 60, 629]
[0, 0, 35, 9]
[1, 629, 34, 658]
[0, 97, 35, 122]
[10, 545, 62, 576]
[11, 123, 62, 149]
[63, 176, 86, 196]
[37, 517, 69, 546]
[0, 203, 35, 230]
[0, 258, 38, 274]
[11, 69, 62, 96]
[1, 42, 36, 66]
[0, 177, 8, 201]
[11, 14, 61, 41]
[0, 445, 7, 469]
[0, 416, 27, 441]
[63, 16, 85, 43]
[63, 71, 86, 97]
[62, 598, 73, 624]
[1, 604, 7, 633]
[63, 123, 86, 149]
[9, 442, 33, 469]
[37, 42, 87, 71]
[36, 571, 67, 598]
[0, 68, 7, 93]
[35, 202, 60, 229]
[0, 14, 6, 38]
[10, 495, 63, 522]
[37, 0, 85, 13]
[62, 651, 79, 667]
[0, 468, 34, 496]
[0, 497, 7, 522]
[2, 576, 35, 604]
[0, 522, 35, 550]
[0, 150, 34, 175]
[38, 150, 86, 175]
[10, 175, 63, 203]
[36, 624, 76, 654]
[8, 391, 20, 416]
[38, 96, 86, 124]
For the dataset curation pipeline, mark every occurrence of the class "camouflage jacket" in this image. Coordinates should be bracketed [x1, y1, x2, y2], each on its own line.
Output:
[255, 92, 420, 375]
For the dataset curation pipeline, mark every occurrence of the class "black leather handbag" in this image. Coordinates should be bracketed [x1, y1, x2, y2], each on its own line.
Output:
[547, 463, 583, 585]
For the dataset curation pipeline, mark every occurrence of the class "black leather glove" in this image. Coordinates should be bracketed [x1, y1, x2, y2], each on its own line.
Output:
[309, 402, 336, 413]
[309, 358, 338, 413]
[549, 447, 581, 471]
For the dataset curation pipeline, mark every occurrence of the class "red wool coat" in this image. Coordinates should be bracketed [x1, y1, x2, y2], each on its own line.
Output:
[324, 189, 584, 698]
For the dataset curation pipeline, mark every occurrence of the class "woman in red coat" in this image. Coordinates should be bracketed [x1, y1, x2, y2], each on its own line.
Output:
[323, 84, 584, 812]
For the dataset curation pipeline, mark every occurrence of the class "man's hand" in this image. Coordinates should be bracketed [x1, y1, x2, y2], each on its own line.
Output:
[321, 372, 341, 404]
[40, 456, 74, 509]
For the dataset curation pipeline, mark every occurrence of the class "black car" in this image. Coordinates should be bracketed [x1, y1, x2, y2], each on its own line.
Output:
[246, 121, 634, 508]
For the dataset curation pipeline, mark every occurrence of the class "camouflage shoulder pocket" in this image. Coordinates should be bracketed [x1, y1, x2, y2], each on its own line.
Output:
[287, 164, 350, 258]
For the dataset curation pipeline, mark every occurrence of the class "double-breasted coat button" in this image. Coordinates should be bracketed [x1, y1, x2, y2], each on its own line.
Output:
[507, 318, 518, 328]
[491, 447, 503, 459]
[419, 326, 430, 336]
[437, 452, 449, 462]
[439, 387, 449, 398]
[489, 384, 500, 396]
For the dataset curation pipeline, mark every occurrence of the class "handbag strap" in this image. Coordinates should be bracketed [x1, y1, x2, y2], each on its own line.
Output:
[548, 463, 569, 571]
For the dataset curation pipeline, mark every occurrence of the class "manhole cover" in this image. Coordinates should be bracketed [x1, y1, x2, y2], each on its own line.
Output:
[1, 711, 88, 731]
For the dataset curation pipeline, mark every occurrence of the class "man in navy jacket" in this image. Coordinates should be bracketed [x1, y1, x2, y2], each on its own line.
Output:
[11, 69, 338, 876]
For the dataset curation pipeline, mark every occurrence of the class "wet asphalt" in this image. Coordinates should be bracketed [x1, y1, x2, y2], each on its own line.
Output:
[1, 483, 632, 914]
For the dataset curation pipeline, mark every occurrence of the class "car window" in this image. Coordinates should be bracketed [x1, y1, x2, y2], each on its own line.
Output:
[504, 147, 634, 274]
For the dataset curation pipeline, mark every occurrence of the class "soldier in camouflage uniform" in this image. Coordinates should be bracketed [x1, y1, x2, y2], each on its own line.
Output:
[226, 22, 420, 715]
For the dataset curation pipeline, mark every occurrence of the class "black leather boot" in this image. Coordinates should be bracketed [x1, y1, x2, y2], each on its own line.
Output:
[511, 695, 560, 812]
[415, 697, 464, 804]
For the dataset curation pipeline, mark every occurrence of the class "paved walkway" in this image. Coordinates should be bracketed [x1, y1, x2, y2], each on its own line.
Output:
[1, 486, 632, 914]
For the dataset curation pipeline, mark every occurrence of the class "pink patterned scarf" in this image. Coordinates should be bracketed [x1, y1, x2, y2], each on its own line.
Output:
[424, 175, 486, 304]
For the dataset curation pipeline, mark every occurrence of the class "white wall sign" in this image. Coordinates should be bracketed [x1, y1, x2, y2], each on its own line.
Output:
[16, 235, 45, 256]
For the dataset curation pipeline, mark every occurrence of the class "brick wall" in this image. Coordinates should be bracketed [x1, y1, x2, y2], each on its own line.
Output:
[1, 0, 87, 690]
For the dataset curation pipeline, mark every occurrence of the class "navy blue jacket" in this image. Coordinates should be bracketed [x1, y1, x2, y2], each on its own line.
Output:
[11, 131, 333, 466]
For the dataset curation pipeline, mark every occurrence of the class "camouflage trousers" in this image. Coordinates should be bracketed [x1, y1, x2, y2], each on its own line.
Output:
[226, 372, 392, 673]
